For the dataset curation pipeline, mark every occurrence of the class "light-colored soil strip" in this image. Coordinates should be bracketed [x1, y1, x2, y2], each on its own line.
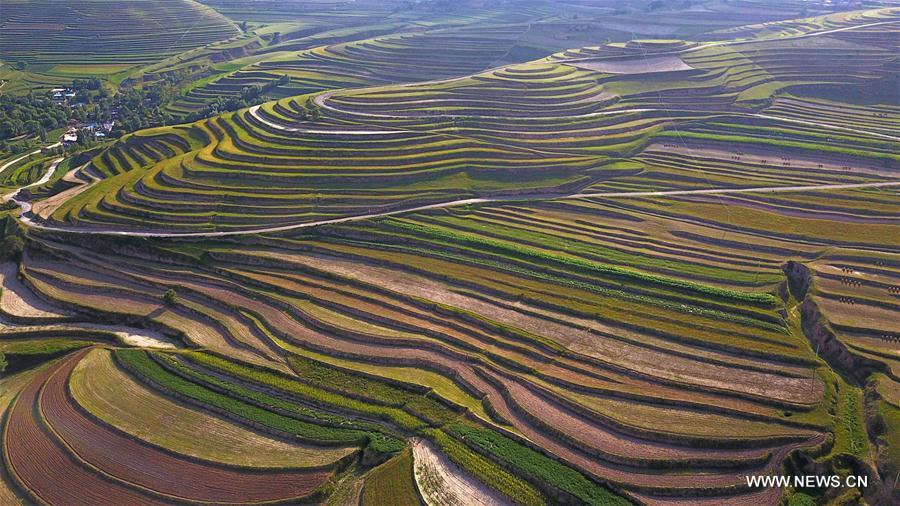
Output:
[0, 321, 177, 350]
[569, 56, 694, 74]
[31, 163, 97, 219]
[270, 251, 819, 404]
[412, 438, 511, 506]
[0, 262, 71, 319]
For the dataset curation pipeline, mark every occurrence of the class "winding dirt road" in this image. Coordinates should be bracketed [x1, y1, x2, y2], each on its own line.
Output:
[16, 180, 900, 238]
[5, 156, 65, 214]
[6, 19, 898, 238]
[0, 150, 40, 179]
[0, 142, 62, 199]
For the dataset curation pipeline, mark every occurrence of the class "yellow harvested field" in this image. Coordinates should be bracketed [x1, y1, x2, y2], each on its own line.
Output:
[68, 349, 357, 468]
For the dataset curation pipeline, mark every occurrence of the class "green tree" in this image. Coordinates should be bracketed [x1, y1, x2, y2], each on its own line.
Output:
[0, 236, 24, 261]
[163, 288, 178, 306]
[23, 120, 41, 135]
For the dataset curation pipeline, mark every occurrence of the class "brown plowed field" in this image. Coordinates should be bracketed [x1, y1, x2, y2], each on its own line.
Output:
[3, 349, 161, 505]
[38, 349, 331, 504]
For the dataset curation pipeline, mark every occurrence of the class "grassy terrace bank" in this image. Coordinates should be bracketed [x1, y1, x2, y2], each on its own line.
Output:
[2, 3, 898, 505]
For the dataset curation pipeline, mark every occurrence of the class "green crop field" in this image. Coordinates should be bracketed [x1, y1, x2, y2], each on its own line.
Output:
[0, 0, 239, 93]
[0, 1, 897, 505]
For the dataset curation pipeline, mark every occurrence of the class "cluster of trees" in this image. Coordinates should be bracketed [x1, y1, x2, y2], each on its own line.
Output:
[186, 75, 290, 121]
[0, 94, 71, 141]
[72, 77, 103, 91]
[297, 97, 321, 121]
[0, 234, 23, 260]
[68, 74, 181, 134]
[0, 217, 24, 262]
[99, 85, 178, 134]
[0, 76, 182, 147]
[186, 94, 265, 121]
[3, 70, 292, 150]
[163, 288, 179, 305]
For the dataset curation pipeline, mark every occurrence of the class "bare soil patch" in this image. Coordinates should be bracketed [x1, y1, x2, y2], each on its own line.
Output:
[570, 56, 693, 74]
[0, 262, 71, 319]
[412, 438, 510, 506]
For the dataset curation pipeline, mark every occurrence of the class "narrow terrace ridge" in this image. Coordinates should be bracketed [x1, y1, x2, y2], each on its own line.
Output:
[17, 180, 900, 237]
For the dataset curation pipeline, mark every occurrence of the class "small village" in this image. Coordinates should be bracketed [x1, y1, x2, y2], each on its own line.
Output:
[48, 88, 117, 145]
[60, 120, 116, 145]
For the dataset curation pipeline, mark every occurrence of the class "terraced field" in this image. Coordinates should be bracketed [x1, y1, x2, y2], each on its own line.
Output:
[168, 26, 537, 116]
[160, 0, 855, 119]
[38, 11, 898, 234]
[7, 179, 897, 503]
[0, 0, 238, 91]
[1, 2, 898, 505]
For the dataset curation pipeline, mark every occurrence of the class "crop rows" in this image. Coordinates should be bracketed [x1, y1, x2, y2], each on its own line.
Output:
[8, 185, 896, 504]
[69, 348, 357, 468]
[13, 196, 853, 502]
[3, 4, 898, 504]
[0, 0, 238, 76]
[42, 14, 899, 233]
[2, 348, 333, 504]
[799, 252, 900, 414]
[172, 26, 530, 115]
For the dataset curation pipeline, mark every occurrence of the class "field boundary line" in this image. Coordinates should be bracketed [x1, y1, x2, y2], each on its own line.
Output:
[17, 180, 900, 238]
